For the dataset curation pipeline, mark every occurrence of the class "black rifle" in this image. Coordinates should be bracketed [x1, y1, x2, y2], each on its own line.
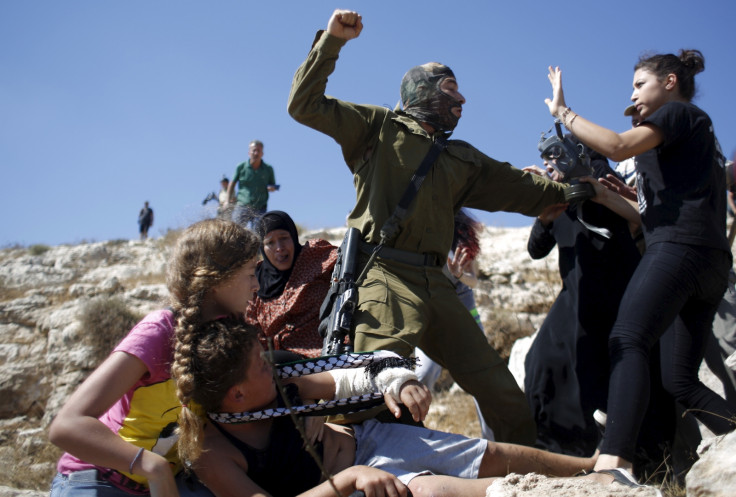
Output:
[320, 227, 361, 356]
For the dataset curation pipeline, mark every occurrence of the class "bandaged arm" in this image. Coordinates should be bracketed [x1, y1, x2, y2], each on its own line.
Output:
[329, 351, 418, 403]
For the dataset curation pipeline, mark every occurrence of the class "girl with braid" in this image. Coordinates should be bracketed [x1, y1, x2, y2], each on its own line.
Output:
[173, 316, 598, 497]
[48, 218, 260, 497]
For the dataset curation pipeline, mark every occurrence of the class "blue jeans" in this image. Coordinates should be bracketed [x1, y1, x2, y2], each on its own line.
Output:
[50, 471, 214, 497]
[50, 471, 135, 497]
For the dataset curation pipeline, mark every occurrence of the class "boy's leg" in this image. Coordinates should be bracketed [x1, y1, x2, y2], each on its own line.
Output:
[479, 442, 595, 477]
[407, 475, 497, 497]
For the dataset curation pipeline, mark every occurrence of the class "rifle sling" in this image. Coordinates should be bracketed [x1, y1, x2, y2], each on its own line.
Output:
[379, 134, 448, 244]
[356, 134, 448, 284]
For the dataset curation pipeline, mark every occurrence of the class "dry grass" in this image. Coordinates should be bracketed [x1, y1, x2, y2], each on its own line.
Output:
[484, 309, 538, 362]
[0, 281, 29, 303]
[158, 227, 183, 250]
[0, 417, 63, 491]
[660, 480, 687, 497]
[1, 298, 143, 492]
[78, 296, 144, 364]
[422, 369, 483, 439]
[120, 271, 167, 289]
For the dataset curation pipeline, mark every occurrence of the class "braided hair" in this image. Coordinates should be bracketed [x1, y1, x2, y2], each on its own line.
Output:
[167, 219, 260, 464]
[173, 317, 260, 464]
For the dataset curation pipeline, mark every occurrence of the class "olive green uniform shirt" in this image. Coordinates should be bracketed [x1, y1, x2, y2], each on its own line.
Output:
[289, 31, 566, 260]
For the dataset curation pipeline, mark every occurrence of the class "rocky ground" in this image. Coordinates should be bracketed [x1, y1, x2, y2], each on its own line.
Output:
[0, 225, 733, 497]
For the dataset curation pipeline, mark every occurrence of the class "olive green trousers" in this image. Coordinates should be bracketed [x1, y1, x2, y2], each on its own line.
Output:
[352, 257, 537, 446]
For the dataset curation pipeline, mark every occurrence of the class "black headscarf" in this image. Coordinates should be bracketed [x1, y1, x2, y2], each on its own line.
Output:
[256, 211, 303, 300]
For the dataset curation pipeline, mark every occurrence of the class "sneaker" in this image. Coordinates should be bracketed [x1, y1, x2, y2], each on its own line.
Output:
[593, 409, 607, 447]
[593, 409, 607, 431]
[596, 468, 663, 497]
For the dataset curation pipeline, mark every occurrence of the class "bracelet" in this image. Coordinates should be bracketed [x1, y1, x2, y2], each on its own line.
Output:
[567, 112, 578, 129]
[559, 106, 572, 124]
[129, 447, 145, 475]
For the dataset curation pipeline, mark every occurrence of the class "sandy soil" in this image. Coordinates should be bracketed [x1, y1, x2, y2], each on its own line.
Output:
[485, 473, 664, 497]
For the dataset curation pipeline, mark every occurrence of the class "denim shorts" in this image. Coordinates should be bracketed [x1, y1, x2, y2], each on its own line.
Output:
[353, 419, 487, 485]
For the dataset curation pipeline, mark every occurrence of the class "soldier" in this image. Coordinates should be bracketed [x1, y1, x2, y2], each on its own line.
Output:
[288, 9, 568, 445]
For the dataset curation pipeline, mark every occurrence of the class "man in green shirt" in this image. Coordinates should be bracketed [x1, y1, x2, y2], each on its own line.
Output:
[288, 9, 567, 446]
[226, 140, 278, 227]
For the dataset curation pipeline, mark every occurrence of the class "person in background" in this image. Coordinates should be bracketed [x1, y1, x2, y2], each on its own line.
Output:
[545, 49, 735, 487]
[725, 157, 736, 236]
[246, 211, 337, 358]
[614, 104, 643, 187]
[226, 140, 278, 228]
[202, 176, 235, 219]
[704, 153, 736, 407]
[138, 201, 154, 240]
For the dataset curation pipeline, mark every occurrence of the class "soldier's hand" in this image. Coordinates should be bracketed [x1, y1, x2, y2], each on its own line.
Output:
[327, 9, 363, 40]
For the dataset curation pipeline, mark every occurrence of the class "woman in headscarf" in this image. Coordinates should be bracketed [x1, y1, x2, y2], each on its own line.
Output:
[246, 210, 338, 358]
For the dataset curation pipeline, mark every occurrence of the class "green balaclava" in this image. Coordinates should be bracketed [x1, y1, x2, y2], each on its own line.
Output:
[400, 62, 462, 132]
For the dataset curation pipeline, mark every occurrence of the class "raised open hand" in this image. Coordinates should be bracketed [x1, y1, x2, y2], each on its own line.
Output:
[544, 66, 568, 119]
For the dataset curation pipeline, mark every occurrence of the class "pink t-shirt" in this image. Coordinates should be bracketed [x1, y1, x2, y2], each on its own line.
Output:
[56, 309, 180, 489]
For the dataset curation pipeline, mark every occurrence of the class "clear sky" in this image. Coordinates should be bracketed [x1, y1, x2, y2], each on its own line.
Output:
[2, 0, 734, 246]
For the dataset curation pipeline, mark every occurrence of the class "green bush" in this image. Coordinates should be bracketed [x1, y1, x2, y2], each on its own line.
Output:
[78, 296, 143, 364]
[28, 244, 50, 256]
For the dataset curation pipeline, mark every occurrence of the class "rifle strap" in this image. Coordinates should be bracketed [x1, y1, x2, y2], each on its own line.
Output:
[356, 134, 448, 285]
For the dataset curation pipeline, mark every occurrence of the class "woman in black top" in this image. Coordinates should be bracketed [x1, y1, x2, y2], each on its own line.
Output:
[544, 50, 735, 481]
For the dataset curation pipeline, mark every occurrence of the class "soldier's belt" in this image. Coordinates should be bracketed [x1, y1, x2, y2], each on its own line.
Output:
[359, 241, 442, 267]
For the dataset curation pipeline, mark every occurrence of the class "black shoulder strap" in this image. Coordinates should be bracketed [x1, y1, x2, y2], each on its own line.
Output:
[379, 134, 448, 244]
[354, 134, 448, 286]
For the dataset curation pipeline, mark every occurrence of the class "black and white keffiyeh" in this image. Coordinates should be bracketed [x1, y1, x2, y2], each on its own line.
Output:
[208, 351, 416, 424]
